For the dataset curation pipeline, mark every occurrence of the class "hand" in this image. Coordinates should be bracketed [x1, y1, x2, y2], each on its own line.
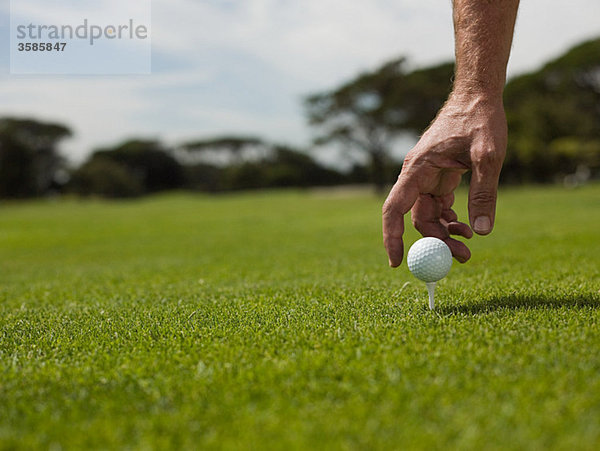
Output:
[382, 93, 507, 267]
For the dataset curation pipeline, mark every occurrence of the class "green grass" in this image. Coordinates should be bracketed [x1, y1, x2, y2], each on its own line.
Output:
[1, 184, 599, 450]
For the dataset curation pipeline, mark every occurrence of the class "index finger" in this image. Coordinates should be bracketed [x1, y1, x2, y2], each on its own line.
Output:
[382, 172, 420, 267]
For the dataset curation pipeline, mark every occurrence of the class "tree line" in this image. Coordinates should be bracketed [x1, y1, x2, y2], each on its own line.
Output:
[1, 37, 598, 199]
[0, 127, 365, 199]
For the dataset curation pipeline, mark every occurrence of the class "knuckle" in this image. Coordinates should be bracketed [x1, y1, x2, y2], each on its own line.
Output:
[382, 199, 395, 218]
[472, 146, 505, 167]
[401, 150, 423, 170]
[411, 215, 419, 228]
[410, 211, 424, 229]
[470, 190, 497, 205]
[402, 152, 415, 166]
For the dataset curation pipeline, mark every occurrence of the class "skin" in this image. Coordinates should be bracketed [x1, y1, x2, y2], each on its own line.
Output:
[382, 0, 520, 266]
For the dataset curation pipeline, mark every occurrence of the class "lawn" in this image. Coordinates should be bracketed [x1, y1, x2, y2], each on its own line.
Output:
[0, 184, 599, 449]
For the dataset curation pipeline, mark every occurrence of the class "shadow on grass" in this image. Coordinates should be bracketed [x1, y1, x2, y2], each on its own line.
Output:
[438, 293, 600, 315]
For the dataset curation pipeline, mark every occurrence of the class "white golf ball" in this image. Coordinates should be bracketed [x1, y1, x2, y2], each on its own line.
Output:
[407, 237, 452, 283]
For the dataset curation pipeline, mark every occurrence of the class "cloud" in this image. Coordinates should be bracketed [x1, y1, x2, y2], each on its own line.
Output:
[151, 0, 453, 87]
[10, 0, 150, 25]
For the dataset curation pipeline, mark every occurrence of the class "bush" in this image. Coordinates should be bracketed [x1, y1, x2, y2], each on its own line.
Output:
[68, 158, 144, 198]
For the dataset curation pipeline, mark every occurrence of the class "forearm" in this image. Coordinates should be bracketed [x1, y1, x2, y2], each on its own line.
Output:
[452, 0, 520, 98]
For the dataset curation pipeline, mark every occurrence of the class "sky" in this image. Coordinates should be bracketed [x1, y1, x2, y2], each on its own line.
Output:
[1, 0, 599, 166]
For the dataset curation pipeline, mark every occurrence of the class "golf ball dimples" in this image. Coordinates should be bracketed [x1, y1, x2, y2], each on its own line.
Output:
[407, 237, 452, 283]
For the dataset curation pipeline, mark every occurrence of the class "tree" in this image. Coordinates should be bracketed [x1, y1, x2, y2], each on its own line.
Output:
[304, 59, 454, 193]
[503, 37, 600, 183]
[180, 136, 268, 191]
[68, 158, 144, 198]
[90, 140, 184, 193]
[183, 163, 224, 193]
[181, 136, 266, 166]
[232, 145, 344, 189]
[0, 117, 71, 198]
[181, 136, 344, 191]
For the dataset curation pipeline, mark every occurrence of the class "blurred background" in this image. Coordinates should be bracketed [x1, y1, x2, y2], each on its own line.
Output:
[1, 0, 599, 199]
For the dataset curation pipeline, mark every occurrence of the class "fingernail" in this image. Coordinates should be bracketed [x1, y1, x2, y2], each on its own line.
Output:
[473, 216, 491, 234]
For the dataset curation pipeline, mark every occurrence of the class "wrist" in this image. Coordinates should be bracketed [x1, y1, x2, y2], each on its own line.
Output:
[448, 86, 504, 109]
[450, 78, 505, 103]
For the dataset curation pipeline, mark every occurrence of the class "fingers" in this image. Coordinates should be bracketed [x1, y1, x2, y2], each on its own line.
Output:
[448, 221, 473, 239]
[440, 193, 457, 222]
[382, 171, 420, 267]
[441, 193, 473, 239]
[468, 148, 503, 235]
[444, 238, 471, 263]
[412, 194, 471, 263]
[412, 194, 447, 239]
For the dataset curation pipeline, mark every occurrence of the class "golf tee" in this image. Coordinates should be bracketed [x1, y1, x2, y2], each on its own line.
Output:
[426, 282, 436, 310]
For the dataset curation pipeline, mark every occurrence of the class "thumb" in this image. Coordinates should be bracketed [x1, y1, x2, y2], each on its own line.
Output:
[468, 152, 502, 235]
